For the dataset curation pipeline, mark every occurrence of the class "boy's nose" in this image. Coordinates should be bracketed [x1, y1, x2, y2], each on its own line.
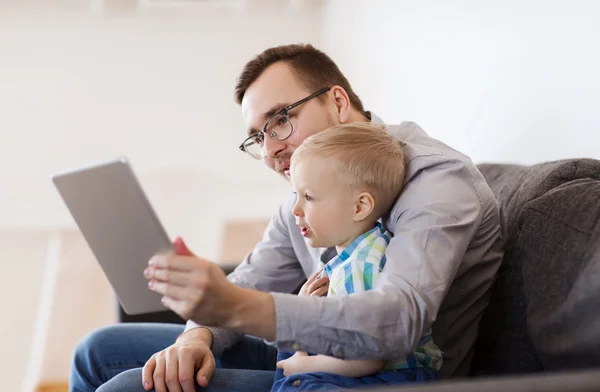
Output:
[292, 200, 303, 217]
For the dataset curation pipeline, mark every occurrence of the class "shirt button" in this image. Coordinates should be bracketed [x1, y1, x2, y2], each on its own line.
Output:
[291, 343, 300, 350]
[292, 379, 302, 387]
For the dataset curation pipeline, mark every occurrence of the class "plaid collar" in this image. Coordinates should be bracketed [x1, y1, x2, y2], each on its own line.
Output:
[322, 222, 388, 278]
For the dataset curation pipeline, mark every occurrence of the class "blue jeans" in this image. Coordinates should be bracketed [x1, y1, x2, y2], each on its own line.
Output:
[70, 323, 437, 392]
[272, 351, 438, 392]
[70, 323, 277, 392]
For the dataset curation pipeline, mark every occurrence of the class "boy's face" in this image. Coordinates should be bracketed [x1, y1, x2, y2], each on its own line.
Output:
[290, 156, 357, 249]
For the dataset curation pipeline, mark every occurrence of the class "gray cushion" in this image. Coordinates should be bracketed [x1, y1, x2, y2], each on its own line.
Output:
[471, 159, 600, 376]
[518, 178, 600, 371]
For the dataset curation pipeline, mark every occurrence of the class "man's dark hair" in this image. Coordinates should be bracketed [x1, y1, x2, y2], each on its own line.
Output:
[234, 44, 364, 112]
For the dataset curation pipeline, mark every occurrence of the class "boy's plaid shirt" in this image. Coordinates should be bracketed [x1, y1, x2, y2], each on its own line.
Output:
[321, 222, 443, 371]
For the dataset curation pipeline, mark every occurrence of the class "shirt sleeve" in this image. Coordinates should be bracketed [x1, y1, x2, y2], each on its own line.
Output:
[271, 155, 483, 360]
[185, 195, 306, 356]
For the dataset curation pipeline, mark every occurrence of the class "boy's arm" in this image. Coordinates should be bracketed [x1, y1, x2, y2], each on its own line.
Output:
[306, 355, 385, 378]
[278, 352, 385, 378]
[281, 271, 385, 378]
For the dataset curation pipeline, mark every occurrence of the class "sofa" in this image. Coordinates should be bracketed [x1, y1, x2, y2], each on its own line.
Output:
[472, 158, 600, 376]
[386, 158, 600, 390]
[121, 158, 600, 390]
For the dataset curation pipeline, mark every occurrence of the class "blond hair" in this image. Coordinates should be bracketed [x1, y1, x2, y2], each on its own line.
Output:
[292, 122, 406, 219]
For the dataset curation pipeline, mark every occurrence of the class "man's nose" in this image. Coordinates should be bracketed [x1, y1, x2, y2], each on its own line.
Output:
[263, 134, 286, 159]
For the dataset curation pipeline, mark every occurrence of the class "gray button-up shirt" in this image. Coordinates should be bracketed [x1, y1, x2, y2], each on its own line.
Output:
[186, 117, 504, 378]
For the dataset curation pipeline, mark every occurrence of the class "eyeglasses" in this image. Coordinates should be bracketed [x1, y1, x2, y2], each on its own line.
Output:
[239, 87, 331, 160]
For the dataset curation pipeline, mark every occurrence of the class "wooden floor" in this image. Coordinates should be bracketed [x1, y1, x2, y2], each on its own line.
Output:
[36, 382, 68, 392]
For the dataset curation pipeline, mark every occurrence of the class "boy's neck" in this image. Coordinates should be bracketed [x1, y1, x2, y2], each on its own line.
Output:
[335, 220, 379, 254]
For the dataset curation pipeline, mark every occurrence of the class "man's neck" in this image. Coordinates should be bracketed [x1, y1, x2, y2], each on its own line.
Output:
[346, 108, 370, 123]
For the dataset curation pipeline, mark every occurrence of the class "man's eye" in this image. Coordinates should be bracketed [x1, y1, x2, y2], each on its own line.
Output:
[277, 116, 289, 126]
[251, 133, 264, 145]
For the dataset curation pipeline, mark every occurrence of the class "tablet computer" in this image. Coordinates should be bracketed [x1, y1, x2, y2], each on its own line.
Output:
[51, 157, 173, 315]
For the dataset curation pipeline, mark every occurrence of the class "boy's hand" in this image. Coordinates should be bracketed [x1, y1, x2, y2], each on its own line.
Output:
[299, 269, 329, 297]
[276, 351, 310, 376]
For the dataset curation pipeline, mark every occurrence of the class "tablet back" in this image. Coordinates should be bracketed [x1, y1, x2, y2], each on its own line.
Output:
[51, 157, 172, 315]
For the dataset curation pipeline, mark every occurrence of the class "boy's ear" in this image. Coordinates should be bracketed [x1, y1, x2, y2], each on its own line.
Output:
[353, 192, 375, 222]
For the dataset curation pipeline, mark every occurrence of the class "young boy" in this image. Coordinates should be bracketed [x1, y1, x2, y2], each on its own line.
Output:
[272, 122, 443, 391]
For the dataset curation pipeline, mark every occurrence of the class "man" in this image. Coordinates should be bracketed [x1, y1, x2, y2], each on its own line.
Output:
[70, 44, 503, 392]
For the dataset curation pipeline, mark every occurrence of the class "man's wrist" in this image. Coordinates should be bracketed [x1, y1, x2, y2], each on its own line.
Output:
[226, 287, 276, 341]
[177, 326, 214, 349]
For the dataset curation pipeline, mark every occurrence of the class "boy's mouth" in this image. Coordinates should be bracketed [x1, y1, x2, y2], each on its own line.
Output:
[301, 227, 311, 237]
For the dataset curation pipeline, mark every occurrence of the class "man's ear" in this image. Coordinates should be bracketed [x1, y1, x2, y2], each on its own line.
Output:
[353, 192, 375, 222]
[330, 86, 352, 123]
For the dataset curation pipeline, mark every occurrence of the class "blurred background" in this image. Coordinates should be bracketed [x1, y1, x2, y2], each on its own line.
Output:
[0, 0, 598, 391]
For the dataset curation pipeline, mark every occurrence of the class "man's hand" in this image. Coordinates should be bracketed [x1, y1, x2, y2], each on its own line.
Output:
[298, 269, 329, 297]
[142, 327, 215, 392]
[276, 351, 311, 376]
[144, 237, 229, 324]
[144, 237, 276, 340]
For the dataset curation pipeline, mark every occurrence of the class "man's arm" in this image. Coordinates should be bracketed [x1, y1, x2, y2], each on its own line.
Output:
[225, 155, 484, 359]
[183, 195, 305, 356]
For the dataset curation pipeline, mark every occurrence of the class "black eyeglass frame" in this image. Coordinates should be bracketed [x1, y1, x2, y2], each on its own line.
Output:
[238, 87, 332, 159]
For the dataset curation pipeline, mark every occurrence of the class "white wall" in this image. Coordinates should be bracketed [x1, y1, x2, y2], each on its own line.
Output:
[321, 0, 600, 165]
[0, 1, 323, 390]
[0, 231, 48, 392]
[0, 0, 322, 233]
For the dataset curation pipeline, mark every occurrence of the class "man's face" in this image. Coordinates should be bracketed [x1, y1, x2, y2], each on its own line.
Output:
[241, 62, 338, 179]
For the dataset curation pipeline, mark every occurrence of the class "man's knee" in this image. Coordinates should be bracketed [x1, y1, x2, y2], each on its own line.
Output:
[96, 368, 146, 392]
[73, 325, 121, 363]
[73, 325, 110, 365]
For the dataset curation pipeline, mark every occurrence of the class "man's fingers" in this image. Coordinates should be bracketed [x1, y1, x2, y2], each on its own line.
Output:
[153, 356, 168, 392]
[144, 268, 190, 287]
[148, 280, 188, 300]
[148, 254, 200, 272]
[164, 352, 183, 392]
[177, 351, 196, 392]
[173, 237, 196, 257]
[142, 357, 156, 391]
[196, 352, 216, 388]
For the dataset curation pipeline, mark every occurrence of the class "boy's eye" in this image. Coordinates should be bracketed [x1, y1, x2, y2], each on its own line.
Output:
[304, 194, 313, 202]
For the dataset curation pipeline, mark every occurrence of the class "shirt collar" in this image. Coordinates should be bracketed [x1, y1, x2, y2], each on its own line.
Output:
[368, 111, 385, 125]
[323, 222, 385, 277]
